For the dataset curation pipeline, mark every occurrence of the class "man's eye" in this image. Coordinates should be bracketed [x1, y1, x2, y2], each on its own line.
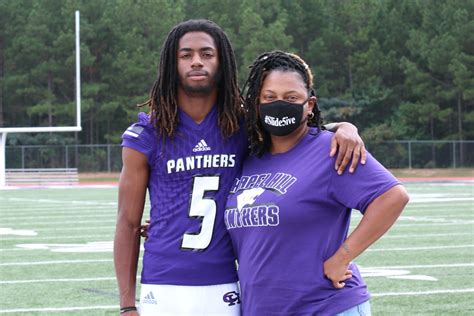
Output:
[203, 52, 214, 58]
[180, 54, 191, 59]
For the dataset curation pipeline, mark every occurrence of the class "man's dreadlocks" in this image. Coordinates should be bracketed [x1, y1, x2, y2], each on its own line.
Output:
[242, 50, 324, 156]
[140, 19, 243, 139]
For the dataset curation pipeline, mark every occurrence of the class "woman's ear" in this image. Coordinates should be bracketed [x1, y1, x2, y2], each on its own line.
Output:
[307, 96, 317, 114]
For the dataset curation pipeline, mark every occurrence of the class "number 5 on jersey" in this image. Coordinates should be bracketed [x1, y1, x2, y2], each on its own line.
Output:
[181, 175, 220, 251]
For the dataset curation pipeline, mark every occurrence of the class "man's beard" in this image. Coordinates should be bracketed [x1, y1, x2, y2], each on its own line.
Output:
[180, 71, 221, 95]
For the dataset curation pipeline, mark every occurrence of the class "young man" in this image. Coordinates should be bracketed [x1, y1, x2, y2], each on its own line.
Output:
[114, 19, 365, 316]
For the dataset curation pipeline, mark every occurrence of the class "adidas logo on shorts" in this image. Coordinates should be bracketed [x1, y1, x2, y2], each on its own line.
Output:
[142, 291, 157, 305]
[193, 139, 211, 152]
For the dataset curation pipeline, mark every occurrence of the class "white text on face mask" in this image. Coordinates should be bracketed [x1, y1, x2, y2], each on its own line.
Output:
[264, 115, 296, 127]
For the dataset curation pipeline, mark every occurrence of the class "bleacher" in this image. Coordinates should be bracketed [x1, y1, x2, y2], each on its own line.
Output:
[5, 168, 79, 186]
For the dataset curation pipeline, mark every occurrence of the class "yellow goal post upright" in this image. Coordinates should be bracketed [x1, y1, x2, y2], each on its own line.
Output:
[0, 11, 82, 187]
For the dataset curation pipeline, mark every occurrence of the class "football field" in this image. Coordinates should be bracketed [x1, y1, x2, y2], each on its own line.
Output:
[0, 181, 473, 315]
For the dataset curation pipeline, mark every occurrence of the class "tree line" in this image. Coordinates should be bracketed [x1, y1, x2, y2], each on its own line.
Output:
[1, 0, 472, 147]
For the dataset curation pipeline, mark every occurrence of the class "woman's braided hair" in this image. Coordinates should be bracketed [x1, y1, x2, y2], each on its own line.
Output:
[242, 50, 323, 156]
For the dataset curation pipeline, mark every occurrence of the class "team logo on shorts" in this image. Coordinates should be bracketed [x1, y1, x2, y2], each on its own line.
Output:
[222, 291, 241, 306]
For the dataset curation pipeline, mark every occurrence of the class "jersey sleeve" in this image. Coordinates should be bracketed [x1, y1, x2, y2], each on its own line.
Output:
[328, 152, 401, 213]
[121, 112, 157, 162]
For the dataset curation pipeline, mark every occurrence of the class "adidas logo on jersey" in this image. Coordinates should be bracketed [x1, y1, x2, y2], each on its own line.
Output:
[142, 291, 157, 305]
[193, 139, 211, 152]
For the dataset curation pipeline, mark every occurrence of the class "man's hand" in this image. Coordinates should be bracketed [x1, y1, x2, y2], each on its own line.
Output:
[328, 122, 366, 174]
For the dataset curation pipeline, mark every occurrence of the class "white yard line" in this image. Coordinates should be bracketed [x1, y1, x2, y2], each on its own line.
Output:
[0, 277, 117, 284]
[401, 208, 473, 213]
[0, 305, 118, 313]
[1, 234, 112, 241]
[1, 275, 141, 284]
[4, 232, 465, 242]
[2, 208, 114, 214]
[380, 222, 474, 227]
[2, 219, 117, 226]
[363, 263, 474, 269]
[406, 203, 474, 208]
[34, 225, 114, 231]
[7, 244, 471, 253]
[408, 198, 474, 203]
[350, 222, 474, 228]
[0, 259, 113, 266]
[0, 197, 117, 206]
[1, 289, 472, 313]
[1, 213, 114, 221]
[367, 244, 474, 252]
[371, 288, 474, 297]
[382, 232, 473, 239]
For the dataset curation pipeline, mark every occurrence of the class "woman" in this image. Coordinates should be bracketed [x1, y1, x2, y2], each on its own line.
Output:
[224, 51, 409, 315]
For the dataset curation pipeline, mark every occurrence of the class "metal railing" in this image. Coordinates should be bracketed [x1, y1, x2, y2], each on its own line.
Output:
[5, 140, 474, 171]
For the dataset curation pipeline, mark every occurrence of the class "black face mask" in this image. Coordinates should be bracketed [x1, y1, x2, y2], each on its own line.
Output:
[259, 98, 309, 136]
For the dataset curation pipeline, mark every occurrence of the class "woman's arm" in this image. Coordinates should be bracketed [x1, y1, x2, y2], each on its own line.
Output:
[323, 184, 409, 288]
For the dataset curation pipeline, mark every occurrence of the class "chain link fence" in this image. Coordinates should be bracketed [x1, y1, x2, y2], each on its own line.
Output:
[5, 141, 474, 171]
[366, 140, 474, 168]
[5, 144, 123, 172]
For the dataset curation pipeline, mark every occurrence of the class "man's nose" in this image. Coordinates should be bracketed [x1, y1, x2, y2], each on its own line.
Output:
[191, 55, 203, 67]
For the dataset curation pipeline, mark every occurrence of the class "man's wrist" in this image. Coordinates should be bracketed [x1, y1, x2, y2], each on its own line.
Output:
[120, 306, 137, 314]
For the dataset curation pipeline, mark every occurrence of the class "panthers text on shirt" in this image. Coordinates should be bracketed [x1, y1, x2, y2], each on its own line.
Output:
[166, 154, 236, 174]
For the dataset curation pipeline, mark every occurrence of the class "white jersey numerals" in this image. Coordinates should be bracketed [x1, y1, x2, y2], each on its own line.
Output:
[181, 175, 220, 251]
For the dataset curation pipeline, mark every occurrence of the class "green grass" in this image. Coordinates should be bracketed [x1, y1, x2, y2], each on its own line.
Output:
[0, 181, 473, 315]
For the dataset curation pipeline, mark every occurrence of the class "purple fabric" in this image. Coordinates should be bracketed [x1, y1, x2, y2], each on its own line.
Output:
[225, 128, 400, 314]
[122, 107, 248, 285]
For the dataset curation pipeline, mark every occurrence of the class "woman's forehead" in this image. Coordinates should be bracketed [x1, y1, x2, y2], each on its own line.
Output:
[261, 70, 307, 91]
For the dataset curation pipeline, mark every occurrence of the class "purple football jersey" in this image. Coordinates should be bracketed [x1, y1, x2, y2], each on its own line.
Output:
[122, 105, 248, 285]
[225, 128, 400, 315]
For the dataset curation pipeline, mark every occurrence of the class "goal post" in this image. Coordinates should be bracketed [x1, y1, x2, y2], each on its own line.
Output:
[0, 11, 82, 187]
